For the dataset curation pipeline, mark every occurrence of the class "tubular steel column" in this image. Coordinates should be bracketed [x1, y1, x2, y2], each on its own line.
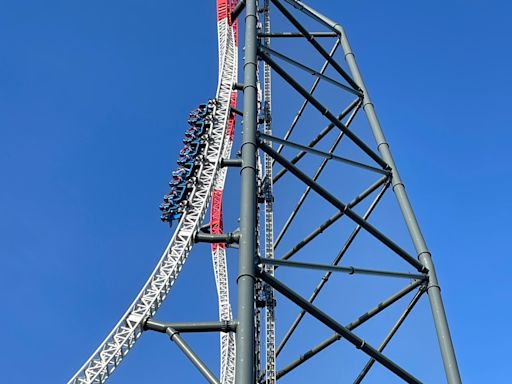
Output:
[338, 28, 462, 384]
[283, 2, 462, 381]
[236, 0, 258, 383]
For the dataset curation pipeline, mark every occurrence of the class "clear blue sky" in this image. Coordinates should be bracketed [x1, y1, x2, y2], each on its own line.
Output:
[1, 1, 510, 383]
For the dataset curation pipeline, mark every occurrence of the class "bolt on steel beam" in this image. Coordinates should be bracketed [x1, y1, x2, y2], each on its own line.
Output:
[273, 39, 342, 162]
[270, 0, 361, 91]
[276, 181, 388, 356]
[273, 112, 351, 249]
[354, 288, 425, 383]
[259, 45, 363, 96]
[259, 132, 389, 175]
[259, 257, 426, 280]
[273, 98, 360, 184]
[282, 2, 462, 381]
[258, 31, 337, 38]
[259, 270, 423, 383]
[260, 140, 426, 273]
[278, 175, 388, 259]
[276, 279, 425, 379]
[258, 49, 388, 169]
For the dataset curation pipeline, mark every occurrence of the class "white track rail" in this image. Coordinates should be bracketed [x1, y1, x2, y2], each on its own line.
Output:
[211, 28, 238, 384]
[67, 6, 238, 384]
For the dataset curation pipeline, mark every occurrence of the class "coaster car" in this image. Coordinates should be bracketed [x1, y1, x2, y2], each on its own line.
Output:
[183, 135, 205, 145]
[160, 210, 183, 223]
[180, 141, 202, 157]
[191, 121, 209, 136]
[188, 115, 205, 125]
[166, 183, 190, 203]
[177, 154, 195, 166]
[169, 174, 186, 187]
[173, 166, 193, 179]
[172, 162, 197, 179]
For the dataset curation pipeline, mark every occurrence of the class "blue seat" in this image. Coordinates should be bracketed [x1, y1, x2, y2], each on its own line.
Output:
[183, 135, 202, 145]
[180, 144, 194, 156]
[173, 166, 193, 179]
[188, 117, 202, 125]
[169, 176, 182, 187]
[180, 162, 197, 176]
[160, 211, 183, 224]
[177, 154, 195, 166]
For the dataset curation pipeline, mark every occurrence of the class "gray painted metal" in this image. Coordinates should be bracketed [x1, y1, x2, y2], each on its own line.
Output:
[221, 158, 243, 168]
[145, 320, 237, 334]
[272, 39, 341, 163]
[281, 3, 462, 382]
[270, 0, 360, 90]
[231, 0, 246, 22]
[259, 141, 426, 272]
[273, 102, 360, 249]
[259, 45, 362, 96]
[259, 132, 389, 175]
[195, 232, 240, 244]
[259, 258, 426, 280]
[276, 280, 425, 379]
[258, 32, 337, 38]
[273, 97, 360, 184]
[166, 328, 220, 384]
[276, 181, 388, 356]
[354, 289, 425, 383]
[236, 0, 258, 383]
[258, 49, 389, 169]
[259, 271, 423, 384]
[279, 175, 388, 260]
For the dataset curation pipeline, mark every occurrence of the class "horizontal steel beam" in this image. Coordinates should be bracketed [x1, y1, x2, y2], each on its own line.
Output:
[276, 181, 388, 357]
[145, 320, 237, 333]
[259, 141, 426, 273]
[276, 279, 424, 378]
[233, 82, 244, 91]
[221, 158, 243, 168]
[259, 45, 362, 96]
[258, 31, 337, 38]
[273, 39, 341, 165]
[195, 232, 240, 244]
[279, 175, 388, 260]
[271, 0, 360, 90]
[273, 98, 360, 184]
[259, 270, 422, 383]
[258, 49, 388, 169]
[259, 132, 389, 175]
[259, 257, 425, 280]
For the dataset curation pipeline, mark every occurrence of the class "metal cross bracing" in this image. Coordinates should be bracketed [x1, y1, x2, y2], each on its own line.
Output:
[66, 1, 462, 383]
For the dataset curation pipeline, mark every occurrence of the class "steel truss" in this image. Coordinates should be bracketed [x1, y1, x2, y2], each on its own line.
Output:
[67, 1, 461, 383]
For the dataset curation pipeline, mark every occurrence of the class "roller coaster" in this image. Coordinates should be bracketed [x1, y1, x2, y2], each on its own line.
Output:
[67, 1, 462, 383]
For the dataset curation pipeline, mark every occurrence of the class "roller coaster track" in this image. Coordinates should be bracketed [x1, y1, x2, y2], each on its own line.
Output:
[68, 1, 238, 383]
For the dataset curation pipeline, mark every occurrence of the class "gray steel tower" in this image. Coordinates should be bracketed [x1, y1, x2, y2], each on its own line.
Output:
[67, 1, 461, 383]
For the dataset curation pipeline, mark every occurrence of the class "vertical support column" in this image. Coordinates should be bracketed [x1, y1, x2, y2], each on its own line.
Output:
[236, 0, 258, 383]
[337, 25, 462, 384]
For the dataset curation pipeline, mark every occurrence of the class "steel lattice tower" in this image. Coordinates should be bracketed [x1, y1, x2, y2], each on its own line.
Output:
[67, 1, 461, 383]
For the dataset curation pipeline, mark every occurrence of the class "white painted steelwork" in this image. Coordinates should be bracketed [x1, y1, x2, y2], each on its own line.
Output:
[67, 5, 238, 384]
